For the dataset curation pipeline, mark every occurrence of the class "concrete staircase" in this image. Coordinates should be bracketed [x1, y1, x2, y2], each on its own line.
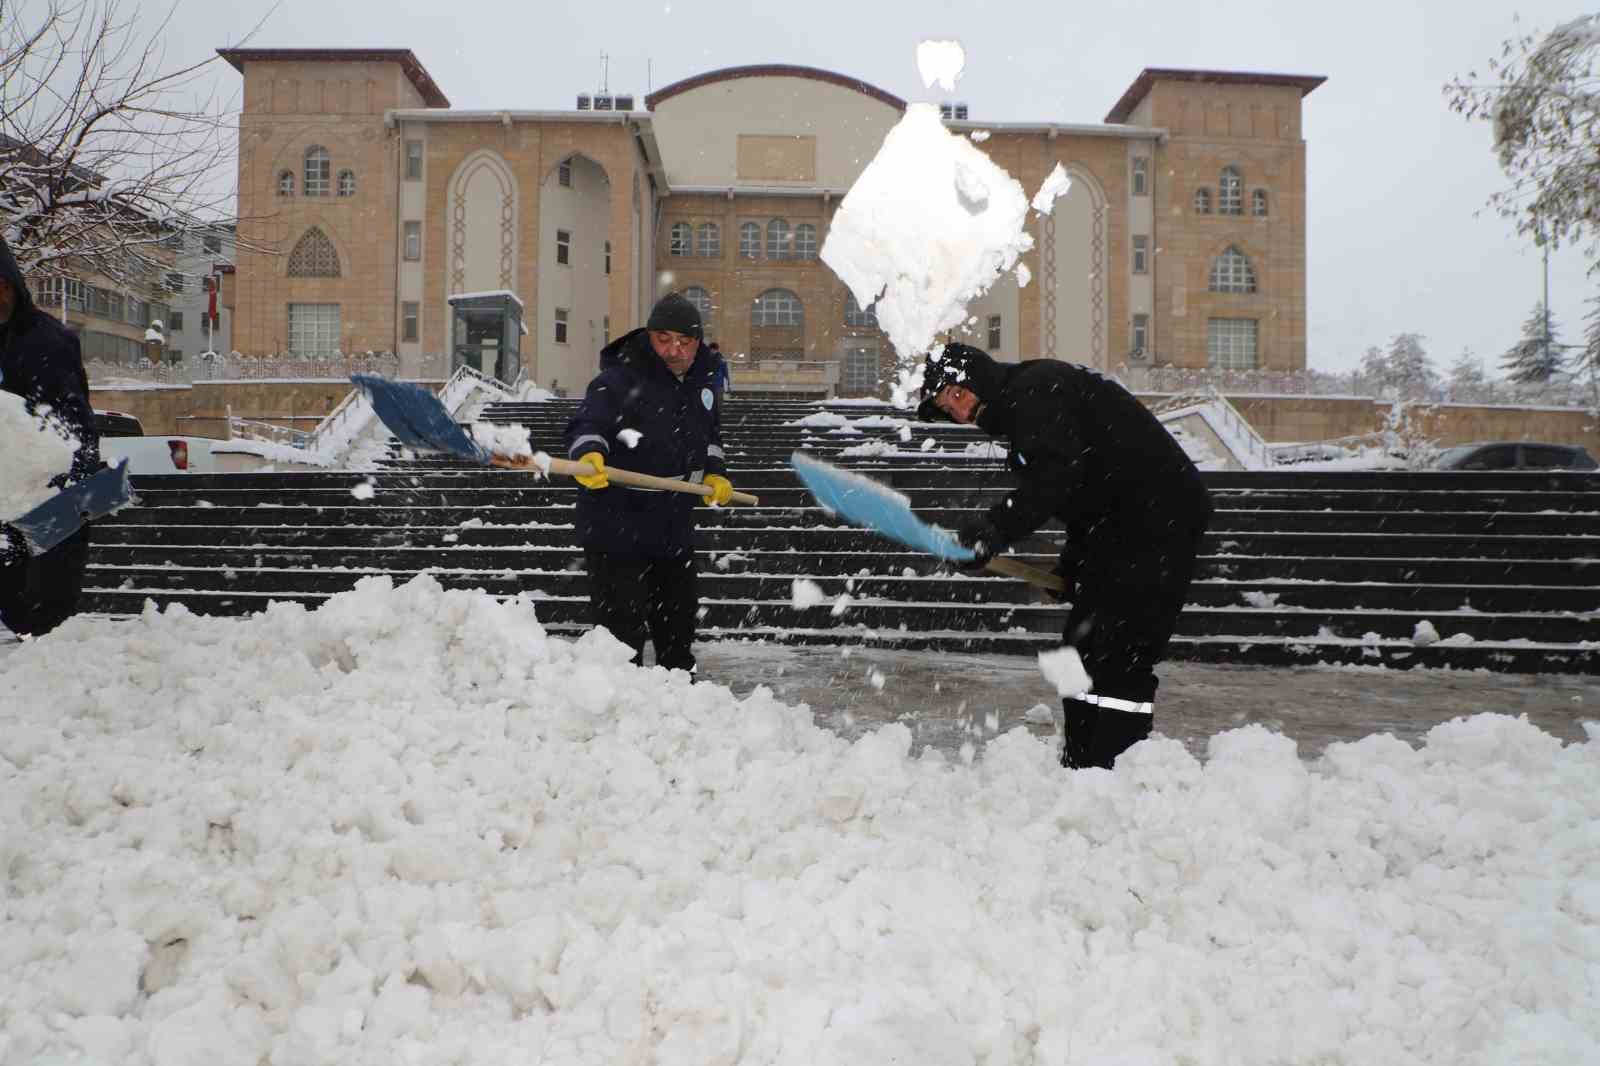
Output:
[80, 397, 1600, 673]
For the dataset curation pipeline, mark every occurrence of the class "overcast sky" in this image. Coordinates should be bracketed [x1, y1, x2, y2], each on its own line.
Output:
[150, 0, 1594, 375]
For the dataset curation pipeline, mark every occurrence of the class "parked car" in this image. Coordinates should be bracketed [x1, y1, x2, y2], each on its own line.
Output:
[93, 409, 216, 473]
[1434, 442, 1598, 471]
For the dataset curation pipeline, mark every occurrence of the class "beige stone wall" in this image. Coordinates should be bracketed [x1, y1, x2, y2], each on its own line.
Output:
[89, 381, 359, 438]
[1215, 395, 1600, 450]
[234, 59, 428, 355]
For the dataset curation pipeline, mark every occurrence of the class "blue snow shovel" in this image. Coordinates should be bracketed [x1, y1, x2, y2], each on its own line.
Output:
[352, 374, 759, 504]
[7, 460, 134, 555]
[790, 451, 1062, 591]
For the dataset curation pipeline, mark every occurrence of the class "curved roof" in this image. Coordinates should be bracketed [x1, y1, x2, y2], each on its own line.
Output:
[646, 64, 905, 112]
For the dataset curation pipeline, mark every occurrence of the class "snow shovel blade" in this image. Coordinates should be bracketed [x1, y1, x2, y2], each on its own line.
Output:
[790, 451, 975, 562]
[351, 373, 491, 464]
[8, 459, 134, 555]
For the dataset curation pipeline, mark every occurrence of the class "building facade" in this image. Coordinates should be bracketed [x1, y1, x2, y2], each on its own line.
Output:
[220, 50, 1322, 394]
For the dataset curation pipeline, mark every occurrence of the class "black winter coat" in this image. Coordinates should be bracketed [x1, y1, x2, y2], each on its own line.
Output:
[0, 238, 100, 485]
[925, 344, 1210, 551]
[562, 328, 728, 557]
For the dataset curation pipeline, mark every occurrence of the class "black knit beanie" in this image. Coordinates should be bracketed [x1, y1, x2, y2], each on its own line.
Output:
[646, 292, 703, 340]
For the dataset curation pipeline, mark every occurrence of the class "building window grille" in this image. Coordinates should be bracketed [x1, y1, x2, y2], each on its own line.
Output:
[1132, 235, 1148, 274]
[739, 222, 761, 259]
[402, 302, 419, 342]
[1218, 166, 1243, 215]
[1252, 189, 1269, 217]
[604, 240, 611, 275]
[277, 170, 294, 196]
[696, 222, 720, 258]
[337, 170, 355, 197]
[751, 288, 802, 327]
[843, 292, 877, 328]
[683, 286, 714, 329]
[1207, 245, 1257, 293]
[1132, 313, 1149, 355]
[288, 303, 341, 357]
[558, 160, 572, 187]
[404, 140, 423, 180]
[669, 222, 691, 257]
[1207, 317, 1258, 370]
[554, 308, 569, 344]
[766, 219, 791, 260]
[1194, 187, 1211, 214]
[1132, 157, 1148, 196]
[986, 314, 1002, 351]
[556, 228, 571, 266]
[794, 223, 817, 260]
[403, 222, 422, 263]
[304, 146, 331, 196]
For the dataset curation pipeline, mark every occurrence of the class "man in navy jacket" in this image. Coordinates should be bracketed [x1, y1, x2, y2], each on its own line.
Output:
[0, 235, 103, 636]
[562, 292, 736, 675]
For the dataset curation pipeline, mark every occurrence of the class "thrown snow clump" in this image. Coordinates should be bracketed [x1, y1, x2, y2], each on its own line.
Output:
[1032, 163, 1073, 214]
[791, 578, 827, 610]
[916, 39, 966, 92]
[0, 391, 78, 521]
[350, 480, 376, 501]
[617, 428, 644, 449]
[470, 421, 532, 460]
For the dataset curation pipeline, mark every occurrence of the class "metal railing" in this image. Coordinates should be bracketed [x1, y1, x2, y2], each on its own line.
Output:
[87, 352, 455, 387]
[227, 414, 312, 448]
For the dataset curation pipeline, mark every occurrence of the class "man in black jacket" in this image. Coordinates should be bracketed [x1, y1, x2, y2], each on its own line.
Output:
[562, 292, 736, 676]
[919, 342, 1211, 769]
[0, 235, 102, 636]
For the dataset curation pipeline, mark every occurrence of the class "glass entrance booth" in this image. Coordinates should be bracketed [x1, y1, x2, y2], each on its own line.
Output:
[447, 291, 524, 385]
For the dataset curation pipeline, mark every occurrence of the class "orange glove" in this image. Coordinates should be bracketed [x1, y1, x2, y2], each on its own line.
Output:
[701, 474, 734, 507]
[574, 451, 609, 490]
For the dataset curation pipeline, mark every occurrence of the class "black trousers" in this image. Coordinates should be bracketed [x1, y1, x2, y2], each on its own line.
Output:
[583, 550, 699, 673]
[0, 523, 92, 637]
[1059, 526, 1205, 768]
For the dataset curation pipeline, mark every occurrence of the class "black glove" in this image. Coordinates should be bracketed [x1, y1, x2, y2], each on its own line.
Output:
[955, 520, 1003, 572]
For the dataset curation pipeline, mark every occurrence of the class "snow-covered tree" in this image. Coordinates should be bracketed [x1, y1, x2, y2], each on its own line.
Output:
[0, 0, 261, 286]
[1446, 15, 1600, 271]
[1447, 347, 1487, 393]
[1385, 332, 1437, 398]
[1501, 301, 1567, 382]
[1581, 291, 1600, 376]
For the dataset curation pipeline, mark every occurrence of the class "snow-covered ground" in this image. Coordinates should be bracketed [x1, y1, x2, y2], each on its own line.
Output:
[3, 576, 1597, 1065]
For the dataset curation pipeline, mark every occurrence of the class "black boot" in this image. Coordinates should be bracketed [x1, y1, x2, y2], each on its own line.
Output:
[1060, 695, 1153, 769]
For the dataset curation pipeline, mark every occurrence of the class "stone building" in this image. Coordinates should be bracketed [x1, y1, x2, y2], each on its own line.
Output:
[219, 49, 1322, 395]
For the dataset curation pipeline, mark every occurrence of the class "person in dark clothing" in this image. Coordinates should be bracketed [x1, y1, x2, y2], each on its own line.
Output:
[708, 342, 731, 397]
[562, 292, 736, 676]
[0, 235, 102, 637]
[918, 342, 1211, 769]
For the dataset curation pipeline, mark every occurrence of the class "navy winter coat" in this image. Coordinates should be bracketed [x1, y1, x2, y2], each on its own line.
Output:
[562, 328, 728, 557]
[0, 237, 100, 484]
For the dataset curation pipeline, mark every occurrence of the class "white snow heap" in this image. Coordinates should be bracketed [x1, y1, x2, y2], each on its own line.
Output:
[469, 422, 532, 460]
[916, 40, 966, 92]
[0, 391, 78, 522]
[1, 576, 1599, 1063]
[1031, 163, 1072, 215]
[821, 102, 1034, 402]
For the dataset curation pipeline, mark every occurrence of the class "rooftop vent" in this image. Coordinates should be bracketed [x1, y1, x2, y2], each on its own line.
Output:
[940, 102, 969, 120]
[593, 94, 613, 111]
[614, 94, 634, 111]
[576, 93, 591, 110]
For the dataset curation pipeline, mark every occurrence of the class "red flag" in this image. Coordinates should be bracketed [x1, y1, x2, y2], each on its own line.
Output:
[206, 273, 219, 327]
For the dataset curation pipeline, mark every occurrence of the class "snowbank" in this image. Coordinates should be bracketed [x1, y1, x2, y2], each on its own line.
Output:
[2, 577, 1597, 1064]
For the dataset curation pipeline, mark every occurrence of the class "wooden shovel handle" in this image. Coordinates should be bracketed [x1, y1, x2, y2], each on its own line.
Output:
[491, 453, 760, 506]
[984, 555, 1066, 592]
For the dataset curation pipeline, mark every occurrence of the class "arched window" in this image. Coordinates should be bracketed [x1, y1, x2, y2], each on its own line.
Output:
[1218, 166, 1242, 215]
[766, 219, 791, 260]
[696, 222, 720, 258]
[287, 226, 341, 278]
[337, 170, 355, 197]
[794, 223, 818, 260]
[1252, 189, 1268, 217]
[752, 288, 803, 327]
[739, 222, 761, 259]
[303, 146, 331, 197]
[843, 292, 878, 328]
[669, 222, 691, 257]
[1193, 188, 1211, 215]
[683, 285, 714, 328]
[1207, 245, 1256, 294]
[277, 170, 295, 197]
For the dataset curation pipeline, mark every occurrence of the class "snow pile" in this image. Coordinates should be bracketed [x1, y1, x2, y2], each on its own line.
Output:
[0, 391, 78, 521]
[785, 411, 851, 428]
[1413, 619, 1441, 645]
[916, 40, 965, 92]
[821, 102, 1035, 400]
[3, 578, 1599, 1064]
